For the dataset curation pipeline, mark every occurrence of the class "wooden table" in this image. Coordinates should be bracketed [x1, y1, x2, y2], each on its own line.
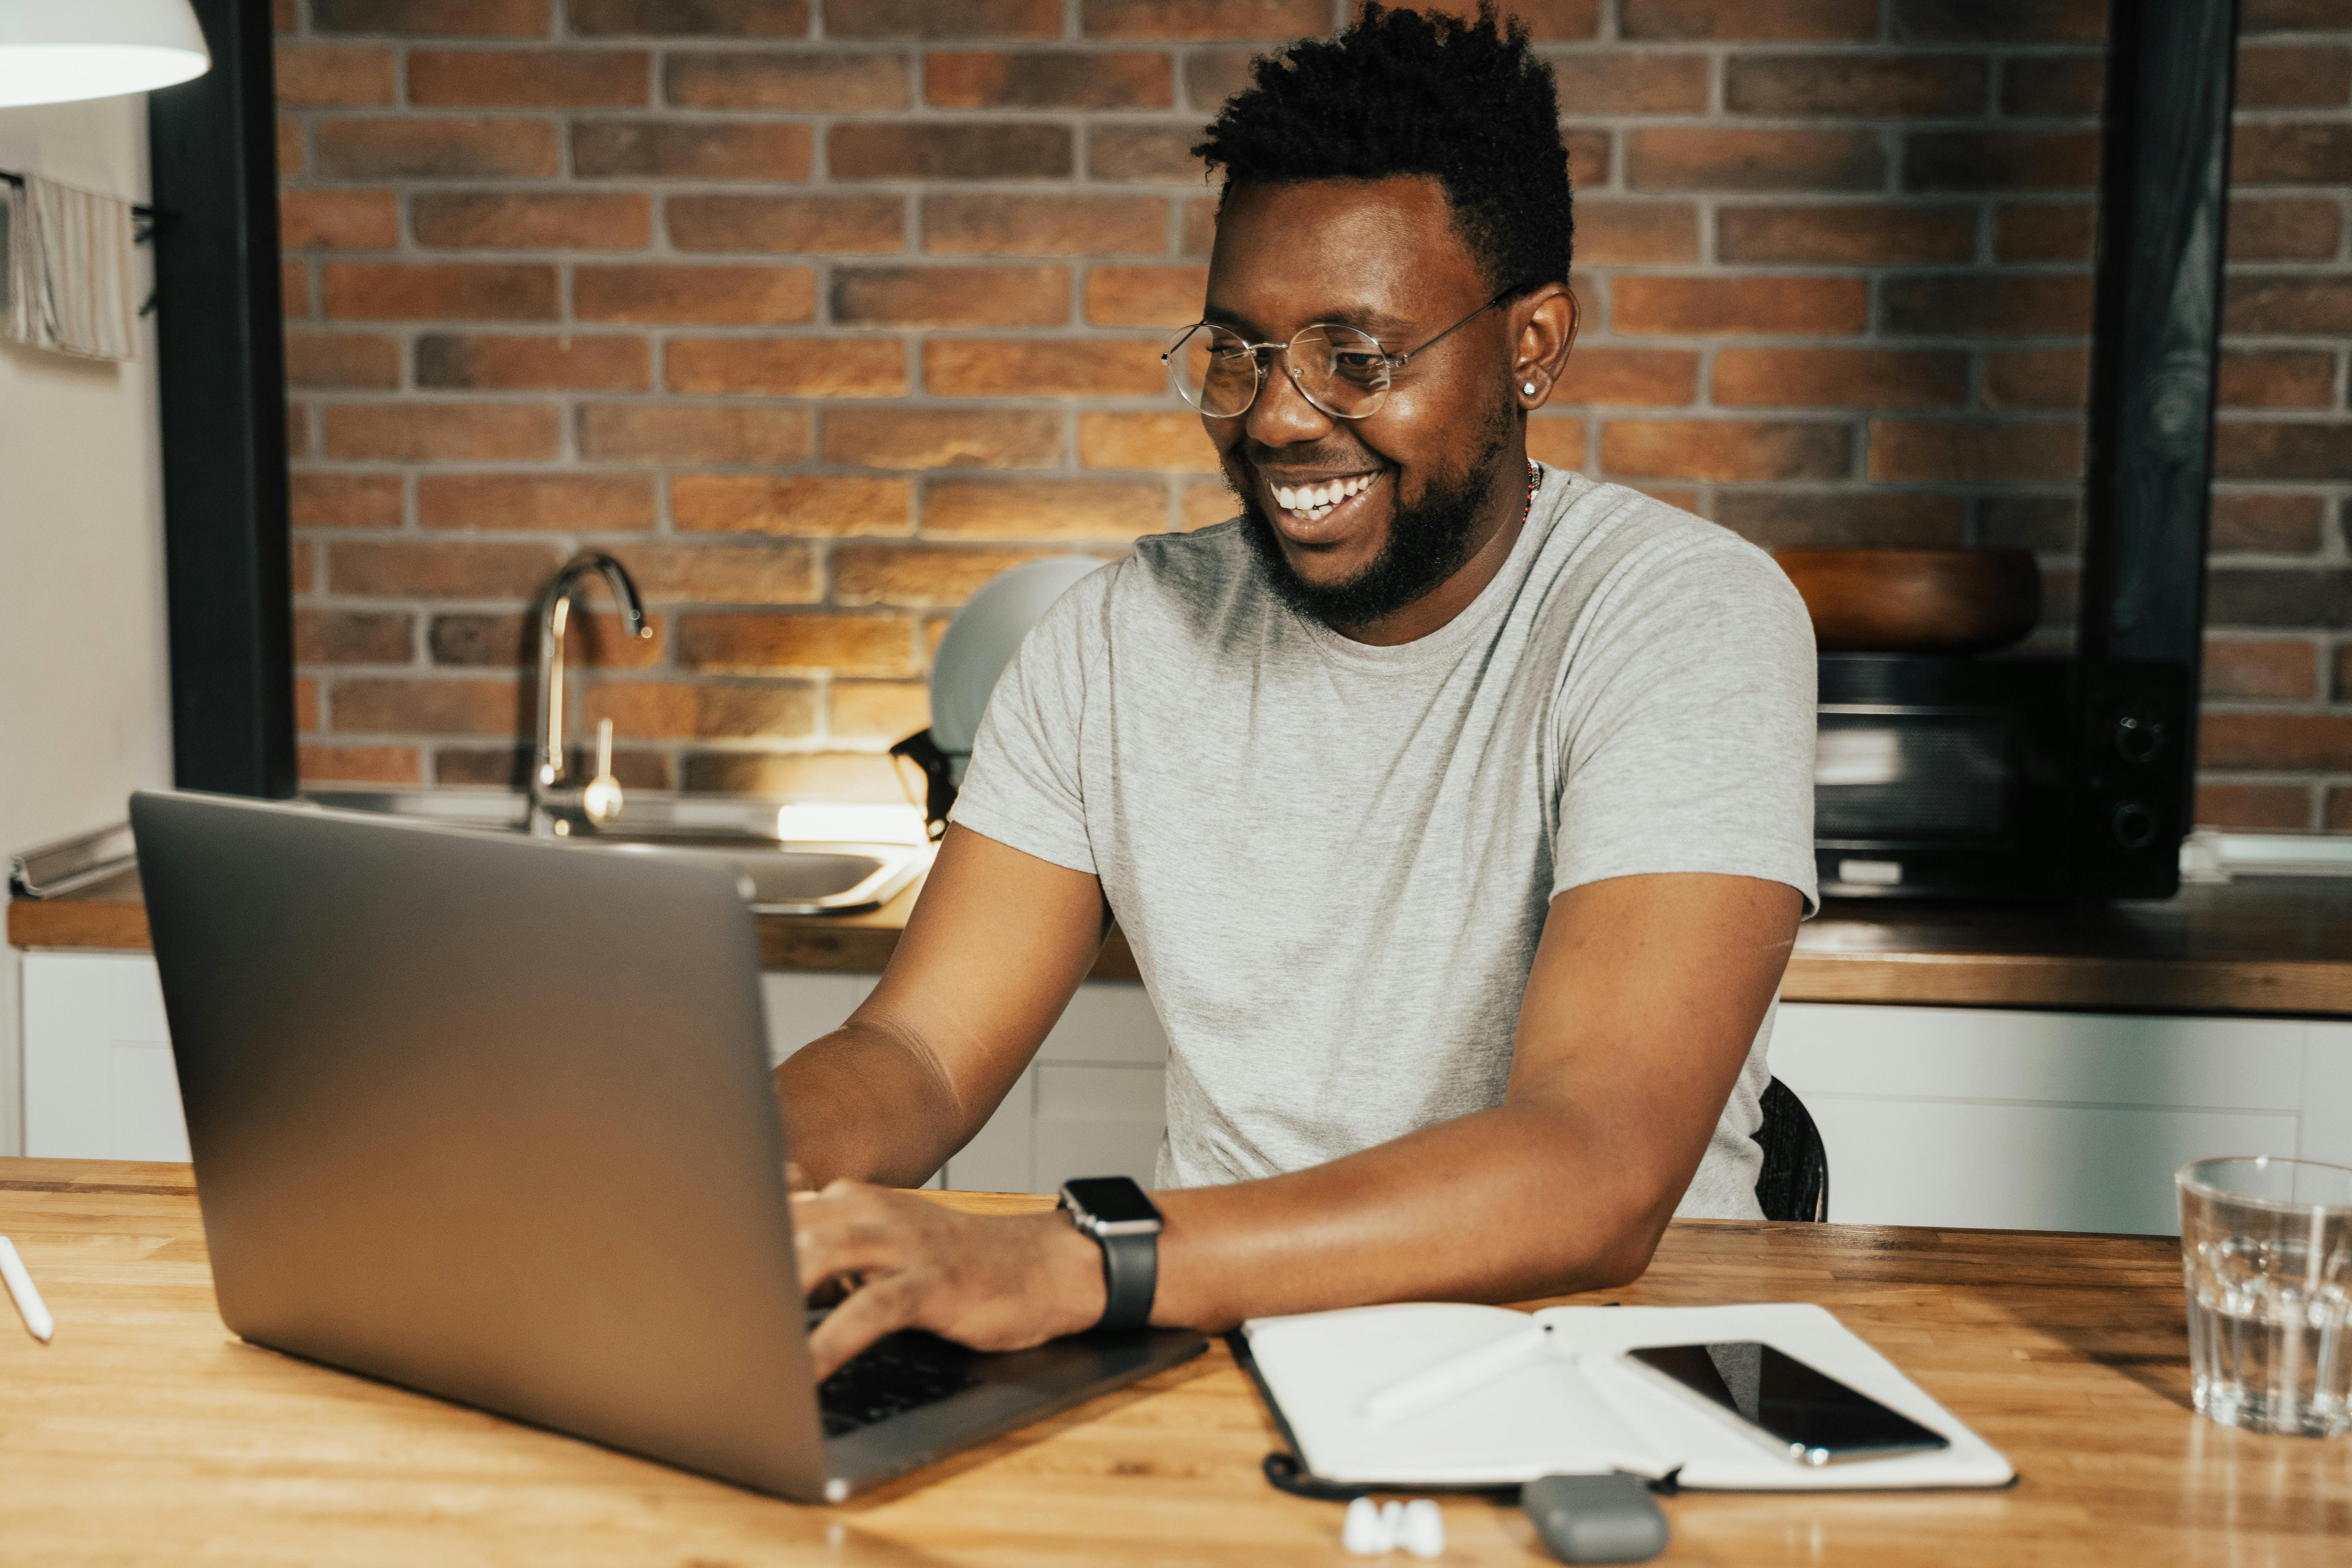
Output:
[2, 1160, 2345, 1564]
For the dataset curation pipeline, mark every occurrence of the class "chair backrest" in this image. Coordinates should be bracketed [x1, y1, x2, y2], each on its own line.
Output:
[1753, 1077, 1829, 1223]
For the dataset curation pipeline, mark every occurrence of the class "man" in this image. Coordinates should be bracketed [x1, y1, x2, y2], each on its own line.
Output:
[779, 4, 1816, 1379]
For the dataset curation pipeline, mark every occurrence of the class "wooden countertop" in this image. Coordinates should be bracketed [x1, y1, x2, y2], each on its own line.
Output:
[16, 872, 2352, 1016]
[2, 1157, 2343, 1564]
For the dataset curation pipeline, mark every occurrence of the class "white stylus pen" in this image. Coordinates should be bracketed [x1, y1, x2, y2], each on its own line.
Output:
[0, 1236, 54, 1343]
[1361, 1322, 1550, 1422]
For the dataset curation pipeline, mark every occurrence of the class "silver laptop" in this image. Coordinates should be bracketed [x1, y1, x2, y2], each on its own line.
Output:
[129, 789, 1204, 1502]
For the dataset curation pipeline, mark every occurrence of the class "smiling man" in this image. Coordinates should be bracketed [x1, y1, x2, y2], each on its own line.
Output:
[775, 5, 1817, 1379]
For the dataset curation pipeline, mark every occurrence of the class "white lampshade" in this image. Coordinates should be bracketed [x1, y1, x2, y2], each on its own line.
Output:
[0, 0, 211, 109]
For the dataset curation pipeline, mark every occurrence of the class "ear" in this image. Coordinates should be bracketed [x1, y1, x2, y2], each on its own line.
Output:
[1510, 283, 1579, 411]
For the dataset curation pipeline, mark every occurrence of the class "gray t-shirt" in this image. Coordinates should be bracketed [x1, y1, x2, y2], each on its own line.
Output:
[951, 466, 1818, 1219]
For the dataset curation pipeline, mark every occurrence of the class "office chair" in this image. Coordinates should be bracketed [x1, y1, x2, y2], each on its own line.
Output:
[1753, 1077, 1829, 1223]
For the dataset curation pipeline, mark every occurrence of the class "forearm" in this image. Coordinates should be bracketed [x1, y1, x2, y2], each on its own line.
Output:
[773, 1019, 969, 1189]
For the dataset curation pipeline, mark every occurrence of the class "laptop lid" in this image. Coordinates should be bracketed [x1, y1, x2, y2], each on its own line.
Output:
[129, 789, 832, 1500]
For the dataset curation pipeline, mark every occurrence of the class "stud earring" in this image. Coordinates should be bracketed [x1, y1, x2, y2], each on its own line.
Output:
[1523, 382, 1537, 395]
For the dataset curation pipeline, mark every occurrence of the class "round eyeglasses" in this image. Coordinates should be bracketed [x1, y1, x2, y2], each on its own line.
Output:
[1162, 287, 1519, 421]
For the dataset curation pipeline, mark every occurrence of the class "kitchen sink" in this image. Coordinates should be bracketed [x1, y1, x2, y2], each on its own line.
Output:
[305, 788, 931, 915]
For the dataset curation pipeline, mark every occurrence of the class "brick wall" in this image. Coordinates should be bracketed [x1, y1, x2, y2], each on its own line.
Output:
[274, 0, 2352, 831]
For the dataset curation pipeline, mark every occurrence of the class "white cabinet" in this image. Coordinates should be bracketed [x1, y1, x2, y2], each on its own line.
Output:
[20, 951, 187, 1161]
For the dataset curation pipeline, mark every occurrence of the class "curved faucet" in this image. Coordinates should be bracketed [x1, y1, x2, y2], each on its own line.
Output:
[531, 551, 652, 835]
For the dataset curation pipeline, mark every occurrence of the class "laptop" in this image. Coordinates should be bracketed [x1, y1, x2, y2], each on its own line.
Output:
[128, 789, 1205, 1502]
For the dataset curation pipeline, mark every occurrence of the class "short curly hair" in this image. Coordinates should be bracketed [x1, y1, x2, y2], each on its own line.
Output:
[1192, 3, 1573, 296]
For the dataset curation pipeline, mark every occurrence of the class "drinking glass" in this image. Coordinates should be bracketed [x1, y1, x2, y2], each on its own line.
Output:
[2176, 1156, 2352, 1437]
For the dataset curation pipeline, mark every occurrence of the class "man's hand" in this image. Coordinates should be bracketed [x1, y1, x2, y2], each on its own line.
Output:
[793, 1181, 1107, 1380]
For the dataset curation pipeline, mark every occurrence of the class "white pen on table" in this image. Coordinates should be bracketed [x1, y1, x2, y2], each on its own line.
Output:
[0, 1235, 54, 1343]
[1360, 1321, 1550, 1423]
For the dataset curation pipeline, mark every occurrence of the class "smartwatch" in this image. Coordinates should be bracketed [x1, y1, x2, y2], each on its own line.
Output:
[1058, 1176, 1163, 1332]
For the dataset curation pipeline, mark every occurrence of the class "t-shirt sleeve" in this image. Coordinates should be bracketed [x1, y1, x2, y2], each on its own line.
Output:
[1550, 533, 1820, 915]
[945, 577, 1102, 877]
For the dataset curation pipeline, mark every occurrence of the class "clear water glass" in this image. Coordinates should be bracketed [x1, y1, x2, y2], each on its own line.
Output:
[2176, 1156, 2352, 1438]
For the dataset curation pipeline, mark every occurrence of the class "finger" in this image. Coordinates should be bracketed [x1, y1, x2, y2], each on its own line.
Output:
[806, 1273, 927, 1382]
[784, 1160, 813, 1193]
[793, 1207, 919, 1295]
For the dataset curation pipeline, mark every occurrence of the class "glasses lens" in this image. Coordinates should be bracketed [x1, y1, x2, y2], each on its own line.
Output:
[1171, 325, 1259, 417]
[1290, 325, 1390, 417]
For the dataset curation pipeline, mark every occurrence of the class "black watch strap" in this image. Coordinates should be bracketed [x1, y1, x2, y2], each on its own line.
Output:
[1095, 1228, 1158, 1332]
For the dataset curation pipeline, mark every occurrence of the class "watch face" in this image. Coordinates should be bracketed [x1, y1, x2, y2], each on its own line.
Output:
[1062, 1176, 1160, 1225]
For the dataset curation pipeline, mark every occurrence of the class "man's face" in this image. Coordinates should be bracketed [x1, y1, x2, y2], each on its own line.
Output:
[1200, 176, 1521, 629]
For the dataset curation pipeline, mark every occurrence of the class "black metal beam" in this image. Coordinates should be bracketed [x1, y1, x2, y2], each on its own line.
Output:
[147, 0, 295, 798]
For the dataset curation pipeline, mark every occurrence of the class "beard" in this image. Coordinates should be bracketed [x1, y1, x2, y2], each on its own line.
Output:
[1234, 404, 1514, 633]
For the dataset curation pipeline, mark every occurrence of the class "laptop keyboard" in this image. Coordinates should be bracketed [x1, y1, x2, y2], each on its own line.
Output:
[816, 1329, 982, 1439]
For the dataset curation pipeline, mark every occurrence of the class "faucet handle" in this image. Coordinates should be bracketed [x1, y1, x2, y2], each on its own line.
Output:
[582, 719, 624, 826]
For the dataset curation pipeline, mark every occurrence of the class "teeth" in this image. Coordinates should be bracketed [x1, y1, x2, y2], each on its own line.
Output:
[1273, 470, 1381, 519]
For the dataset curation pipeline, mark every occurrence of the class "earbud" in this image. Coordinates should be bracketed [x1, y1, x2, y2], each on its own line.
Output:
[1523, 381, 1538, 395]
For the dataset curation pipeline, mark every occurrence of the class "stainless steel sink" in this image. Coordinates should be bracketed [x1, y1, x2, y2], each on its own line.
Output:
[305, 789, 930, 915]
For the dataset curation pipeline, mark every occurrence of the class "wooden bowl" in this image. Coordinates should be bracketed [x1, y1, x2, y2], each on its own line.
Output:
[1773, 548, 2042, 656]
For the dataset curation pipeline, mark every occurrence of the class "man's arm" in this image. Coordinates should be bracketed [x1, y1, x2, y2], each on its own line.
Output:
[788, 863, 1801, 1377]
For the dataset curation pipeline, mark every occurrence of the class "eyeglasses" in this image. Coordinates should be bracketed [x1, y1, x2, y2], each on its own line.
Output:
[1163, 287, 1519, 421]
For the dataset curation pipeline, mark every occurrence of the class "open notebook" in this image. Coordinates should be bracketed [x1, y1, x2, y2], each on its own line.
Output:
[1238, 1302, 2015, 1491]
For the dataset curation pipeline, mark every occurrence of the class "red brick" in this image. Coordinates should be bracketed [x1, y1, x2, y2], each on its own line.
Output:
[1358, 1, 1599, 39]
[302, 746, 423, 784]
[2206, 566, 2352, 624]
[1726, 54, 1985, 116]
[1181, 480, 1239, 530]
[311, 0, 551, 34]
[1601, 419, 1851, 481]
[923, 479, 1164, 539]
[332, 678, 523, 736]
[1881, 274, 2094, 336]
[924, 193, 1167, 257]
[567, 0, 810, 34]
[1715, 490, 1966, 549]
[2214, 421, 2352, 481]
[285, 330, 401, 390]
[1982, 348, 2090, 411]
[292, 473, 403, 529]
[321, 262, 557, 321]
[677, 612, 919, 676]
[1867, 419, 2084, 483]
[671, 475, 913, 536]
[2218, 350, 2337, 410]
[290, 529, 317, 580]
[2200, 714, 2352, 770]
[414, 334, 650, 390]
[828, 681, 931, 741]
[925, 339, 1165, 398]
[275, 0, 296, 30]
[1621, 0, 1875, 39]
[2000, 56, 2103, 117]
[274, 44, 397, 106]
[1566, 131, 1610, 189]
[1715, 348, 1966, 409]
[1904, 131, 2101, 191]
[296, 609, 416, 664]
[607, 541, 816, 603]
[2226, 276, 2352, 335]
[1628, 128, 1884, 191]
[1993, 203, 2096, 262]
[829, 123, 1071, 181]
[314, 118, 560, 179]
[1717, 204, 1973, 264]
[666, 50, 909, 110]
[835, 544, 1096, 606]
[1524, 416, 1588, 468]
[577, 405, 811, 464]
[280, 190, 399, 250]
[2202, 639, 2319, 700]
[323, 403, 561, 460]
[584, 681, 816, 741]
[2196, 784, 2316, 830]
[279, 116, 302, 177]
[1976, 496, 2080, 552]
[284, 260, 311, 317]
[411, 191, 651, 250]
[825, 0, 1057, 38]
[1573, 203, 1699, 265]
[2210, 493, 2325, 552]
[2332, 789, 2352, 833]
[927, 51, 1173, 109]
[1612, 276, 1869, 335]
[575, 264, 815, 325]
[429, 609, 666, 667]
[1077, 412, 1218, 472]
[1085, 265, 1205, 328]
[833, 265, 1069, 327]
[2238, 44, 2352, 109]
[2245, 0, 2352, 31]
[2228, 198, 2343, 261]
[666, 336, 908, 397]
[1080, 0, 1327, 39]
[824, 410, 1063, 470]
[2233, 125, 2352, 185]
[418, 474, 658, 531]
[407, 49, 648, 106]
[293, 677, 319, 731]
[669, 194, 905, 253]
[1890, 0, 2105, 42]
[328, 541, 563, 597]
[1553, 348, 1700, 407]
[571, 120, 811, 180]
[1088, 126, 1210, 182]
[1550, 52, 1710, 115]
